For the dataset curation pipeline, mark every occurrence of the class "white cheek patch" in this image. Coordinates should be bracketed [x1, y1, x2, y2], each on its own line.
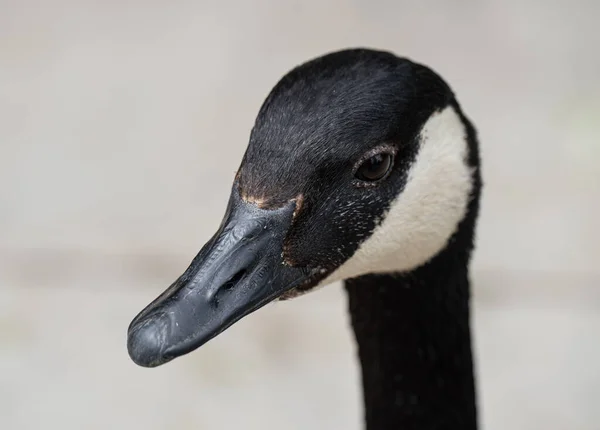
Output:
[321, 105, 474, 285]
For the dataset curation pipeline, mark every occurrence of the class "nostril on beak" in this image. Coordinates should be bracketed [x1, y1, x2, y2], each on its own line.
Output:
[223, 269, 247, 291]
[127, 314, 172, 367]
[211, 269, 247, 308]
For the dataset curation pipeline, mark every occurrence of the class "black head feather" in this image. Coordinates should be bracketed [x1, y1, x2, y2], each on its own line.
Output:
[237, 48, 457, 270]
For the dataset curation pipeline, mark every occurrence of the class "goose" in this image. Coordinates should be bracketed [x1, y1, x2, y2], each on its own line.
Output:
[127, 48, 482, 430]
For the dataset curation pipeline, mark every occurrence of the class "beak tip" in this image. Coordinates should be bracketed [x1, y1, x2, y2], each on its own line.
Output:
[127, 316, 172, 368]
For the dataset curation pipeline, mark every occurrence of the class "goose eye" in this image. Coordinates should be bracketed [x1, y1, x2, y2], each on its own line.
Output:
[355, 153, 393, 182]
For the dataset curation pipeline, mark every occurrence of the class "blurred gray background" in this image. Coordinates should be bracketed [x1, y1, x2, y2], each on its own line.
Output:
[1, 1, 599, 429]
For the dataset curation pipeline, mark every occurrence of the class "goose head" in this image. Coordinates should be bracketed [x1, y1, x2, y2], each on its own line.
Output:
[127, 48, 479, 368]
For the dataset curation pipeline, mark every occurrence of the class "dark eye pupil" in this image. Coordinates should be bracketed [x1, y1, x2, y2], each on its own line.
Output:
[356, 153, 393, 181]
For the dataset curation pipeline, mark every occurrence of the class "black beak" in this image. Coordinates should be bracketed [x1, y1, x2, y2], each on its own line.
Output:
[127, 187, 318, 367]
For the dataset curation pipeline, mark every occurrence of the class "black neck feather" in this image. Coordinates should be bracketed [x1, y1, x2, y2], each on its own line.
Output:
[345, 265, 477, 430]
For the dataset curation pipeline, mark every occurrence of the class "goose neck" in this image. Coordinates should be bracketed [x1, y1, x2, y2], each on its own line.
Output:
[345, 264, 477, 430]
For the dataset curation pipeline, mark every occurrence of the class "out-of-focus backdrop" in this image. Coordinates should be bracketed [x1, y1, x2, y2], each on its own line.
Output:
[1, 1, 599, 429]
